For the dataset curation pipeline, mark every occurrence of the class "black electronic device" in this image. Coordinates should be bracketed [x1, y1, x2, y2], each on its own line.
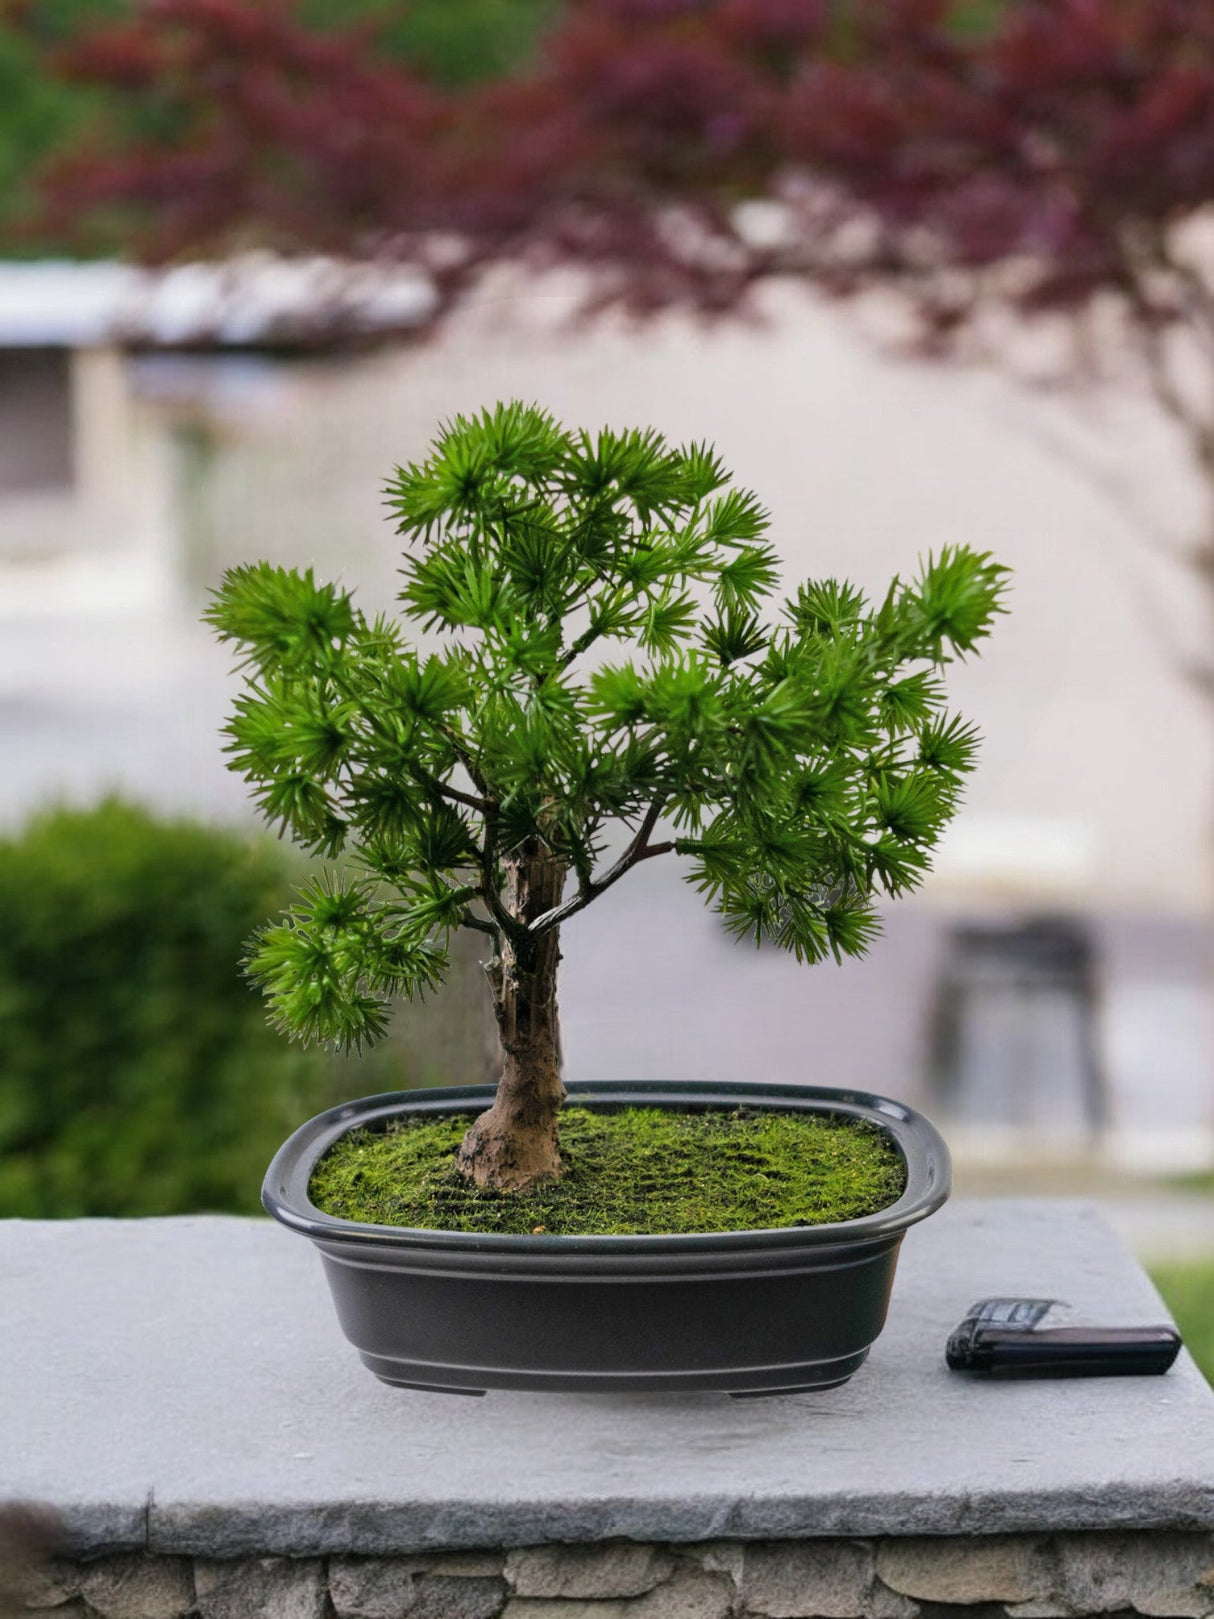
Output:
[946, 1297, 1182, 1379]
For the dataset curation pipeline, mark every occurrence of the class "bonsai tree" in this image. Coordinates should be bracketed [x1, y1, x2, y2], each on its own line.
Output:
[207, 401, 1007, 1193]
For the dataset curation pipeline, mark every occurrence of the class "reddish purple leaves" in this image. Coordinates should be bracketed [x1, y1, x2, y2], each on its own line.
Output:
[21, 0, 1214, 341]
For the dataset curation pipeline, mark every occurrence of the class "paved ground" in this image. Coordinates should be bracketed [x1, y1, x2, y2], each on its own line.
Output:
[1041, 1192, 1214, 1264]
[6, 1202, 1213, 1555]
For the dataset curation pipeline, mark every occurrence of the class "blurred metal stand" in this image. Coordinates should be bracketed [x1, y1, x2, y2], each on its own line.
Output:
[929, 916, 1107, 1141]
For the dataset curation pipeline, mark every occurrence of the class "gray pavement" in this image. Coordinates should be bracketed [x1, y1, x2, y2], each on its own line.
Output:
[4, 1200, 1213, 1556]
[1075, 1192, 1214, 1264]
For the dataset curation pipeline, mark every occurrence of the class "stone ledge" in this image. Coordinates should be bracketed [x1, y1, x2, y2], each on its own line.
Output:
[3, 1203, 1212, 1557]
[6, 1535, 1214, 1619]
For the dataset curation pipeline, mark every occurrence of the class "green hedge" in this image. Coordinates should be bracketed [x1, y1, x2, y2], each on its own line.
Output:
[0, 800, 411, 1217]
[1149, 1260, 1214, 1385]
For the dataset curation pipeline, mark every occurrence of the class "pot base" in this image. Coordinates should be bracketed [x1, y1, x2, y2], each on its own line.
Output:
[360, 1345, 871, 1397]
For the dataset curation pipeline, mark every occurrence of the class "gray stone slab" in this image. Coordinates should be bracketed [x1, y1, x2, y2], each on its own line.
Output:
[3, 1203, 1213, 1555]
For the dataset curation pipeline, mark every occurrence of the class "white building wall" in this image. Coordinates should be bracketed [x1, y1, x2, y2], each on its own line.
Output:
[0, 343, 180, 615]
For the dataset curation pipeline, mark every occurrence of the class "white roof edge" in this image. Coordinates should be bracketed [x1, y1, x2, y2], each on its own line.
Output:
[0, 255, 438, 349]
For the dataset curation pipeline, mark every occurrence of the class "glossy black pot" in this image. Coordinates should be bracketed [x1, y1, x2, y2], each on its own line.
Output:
[263, 1080, 950, 1397]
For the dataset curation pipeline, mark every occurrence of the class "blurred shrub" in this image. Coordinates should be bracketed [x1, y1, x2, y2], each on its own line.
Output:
[1149, 1260, 1214, 1386]
[0, 799, 411, 1217]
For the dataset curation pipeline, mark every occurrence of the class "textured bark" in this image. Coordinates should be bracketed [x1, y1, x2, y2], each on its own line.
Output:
[455, 839, 567, 1192]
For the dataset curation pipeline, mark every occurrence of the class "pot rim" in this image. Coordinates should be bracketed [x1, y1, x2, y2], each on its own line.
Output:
[262, 1080, 951, 1255]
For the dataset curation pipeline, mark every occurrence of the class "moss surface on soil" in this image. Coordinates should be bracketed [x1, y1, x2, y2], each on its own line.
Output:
[308, 1106, 908, 1235]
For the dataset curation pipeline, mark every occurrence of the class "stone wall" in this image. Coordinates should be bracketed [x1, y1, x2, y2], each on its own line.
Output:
[9, 1535, 1214, 1619]
[8, 1213, 1214, 1619]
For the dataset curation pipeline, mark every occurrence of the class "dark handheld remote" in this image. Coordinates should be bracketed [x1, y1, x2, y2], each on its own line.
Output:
[946, 1297, 1183, 1378]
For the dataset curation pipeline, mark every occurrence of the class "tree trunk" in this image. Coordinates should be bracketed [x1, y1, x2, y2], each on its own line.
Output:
[454, 839, 567, 1192]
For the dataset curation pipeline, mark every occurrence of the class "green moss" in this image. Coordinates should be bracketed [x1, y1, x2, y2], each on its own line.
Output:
[309, 1106, 908, 1235]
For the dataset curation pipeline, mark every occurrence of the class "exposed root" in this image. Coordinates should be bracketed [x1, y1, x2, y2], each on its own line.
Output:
[455, 1104, 563, 1193]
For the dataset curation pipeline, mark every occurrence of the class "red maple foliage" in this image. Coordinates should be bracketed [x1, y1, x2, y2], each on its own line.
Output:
[23, 0, 1214, 646]
[33, 0, 1214, 338]
[29, 0, 449, 261]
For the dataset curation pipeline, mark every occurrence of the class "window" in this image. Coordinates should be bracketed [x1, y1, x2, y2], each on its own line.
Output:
[0, 348, 73, 494]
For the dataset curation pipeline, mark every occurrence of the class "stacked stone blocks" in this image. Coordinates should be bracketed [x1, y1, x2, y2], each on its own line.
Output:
[11, 1535, 1214, 1619]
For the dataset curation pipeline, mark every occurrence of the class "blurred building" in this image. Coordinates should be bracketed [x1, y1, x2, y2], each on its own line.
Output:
[0, 258, 435, 614]
[0, 259, 1210, 1169]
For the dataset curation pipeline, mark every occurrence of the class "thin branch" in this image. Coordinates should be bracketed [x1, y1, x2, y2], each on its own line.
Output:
[559, 586, 632, 671]
[434, 778, 492, 814]
[353, 696, 491, 814]
[477, 875, 521, 941]
[529, 799, 675, 934]
[476, 879, 522, 942]
[459, 912, 499, 937]
[1121, 264, 1214, 470]
[1142, 331, 1214, 468]
[1148, 225, 1214, 369]
[633, 840, 676, 865]
[434, 720, 491, 796]
[406, 763, 491, 815]
[559, 618, 611, 671]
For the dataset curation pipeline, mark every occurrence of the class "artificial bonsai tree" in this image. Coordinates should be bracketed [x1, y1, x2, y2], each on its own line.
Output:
[208, 401, 1007, 1196]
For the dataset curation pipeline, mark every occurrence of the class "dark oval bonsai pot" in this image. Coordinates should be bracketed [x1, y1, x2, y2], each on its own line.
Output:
[263, 1079, 951, 1397]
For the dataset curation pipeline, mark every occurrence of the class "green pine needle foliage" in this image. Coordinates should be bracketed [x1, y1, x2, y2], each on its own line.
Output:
[206, 401, 1009, 1053]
